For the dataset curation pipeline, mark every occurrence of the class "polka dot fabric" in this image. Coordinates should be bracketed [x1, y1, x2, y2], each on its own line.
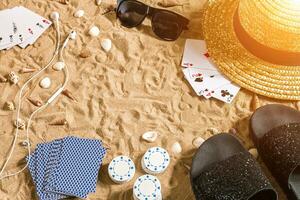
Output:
[27, 136, 106, 200]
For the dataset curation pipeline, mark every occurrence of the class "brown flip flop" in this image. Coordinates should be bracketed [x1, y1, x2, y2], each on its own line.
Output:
[250, 104, 300, 200]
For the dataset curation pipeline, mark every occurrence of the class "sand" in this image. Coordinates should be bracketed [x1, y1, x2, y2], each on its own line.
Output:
[0, 0, 294, 199]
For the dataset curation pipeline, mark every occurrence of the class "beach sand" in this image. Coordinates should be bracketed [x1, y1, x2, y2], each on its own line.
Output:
[0, 0, 293, 199]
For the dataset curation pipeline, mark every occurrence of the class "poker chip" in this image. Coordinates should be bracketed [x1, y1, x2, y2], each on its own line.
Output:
[141, 147, 170, 174]
[133, 174, 162, 200]
[108, 155, 135, 183]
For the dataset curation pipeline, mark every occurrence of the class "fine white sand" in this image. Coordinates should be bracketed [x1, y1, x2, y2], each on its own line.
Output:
[0, 0, 291, 199]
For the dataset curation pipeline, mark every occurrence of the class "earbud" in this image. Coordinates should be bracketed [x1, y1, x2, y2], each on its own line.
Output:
[69, 30, 77, 40]
[50, 12, 60, 22]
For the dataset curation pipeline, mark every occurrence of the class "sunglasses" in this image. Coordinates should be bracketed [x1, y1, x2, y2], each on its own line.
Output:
[116, 0, 189, 41]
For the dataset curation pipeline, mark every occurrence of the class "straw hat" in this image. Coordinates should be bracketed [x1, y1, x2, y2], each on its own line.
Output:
[203, 0, 300, 100]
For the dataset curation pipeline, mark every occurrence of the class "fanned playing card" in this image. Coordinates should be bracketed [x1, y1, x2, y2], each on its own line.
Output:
[181, 39, 241, 103]
[0, 6, 51, 50]
[45, 137, 106, 198]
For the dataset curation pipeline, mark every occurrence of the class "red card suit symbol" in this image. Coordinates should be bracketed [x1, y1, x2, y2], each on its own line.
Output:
[42, 19, 50, 24]
[204, 52, 210, 58]
[184, 63, 193, 67]
[191, 73, 202, 78]
[28, 28, 33, 34]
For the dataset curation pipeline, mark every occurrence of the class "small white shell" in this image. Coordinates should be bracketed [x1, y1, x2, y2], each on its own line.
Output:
[8, 72, 19, 84]
[4, 101, 15, 111]
[14, 118, 25, 130]
[88, 26, 100, 37]
[142, 131, 158, 143]
[171, 142, 182, 154]
[39, 77, 51, 89]
[192, 137, 205, 148]
[207, 127, 219, 135]
[249, 148, 259, 159]
[53, 61, 65, 71]
[96, 0, 102, 5]
[101, 38, 112, 52]
[74, 9, 84, 18]
[20, 140, 30, 147]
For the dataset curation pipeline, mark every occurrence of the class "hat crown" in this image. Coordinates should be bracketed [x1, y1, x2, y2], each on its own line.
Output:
[238, 0, 300, 52]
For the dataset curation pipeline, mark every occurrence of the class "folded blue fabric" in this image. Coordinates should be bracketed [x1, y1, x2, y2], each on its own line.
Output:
[27, 136, 106, 200]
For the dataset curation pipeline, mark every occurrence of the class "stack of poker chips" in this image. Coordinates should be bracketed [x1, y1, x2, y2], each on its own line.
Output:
[108, 147, 170, 200]
[27, 136, 106, 200]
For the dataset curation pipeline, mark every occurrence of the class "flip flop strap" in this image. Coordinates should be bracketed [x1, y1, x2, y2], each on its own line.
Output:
[259, 123, 300, 186]
[192, 151, 274, 200]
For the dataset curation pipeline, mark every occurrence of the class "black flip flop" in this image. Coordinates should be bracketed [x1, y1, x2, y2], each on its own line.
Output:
[190, 133, 277, 200]
[250, 104, 300, 200]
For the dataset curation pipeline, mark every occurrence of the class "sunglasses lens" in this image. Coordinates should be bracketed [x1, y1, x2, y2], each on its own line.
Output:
[117, 1, 147, 27]
[152, 11, 182, 41]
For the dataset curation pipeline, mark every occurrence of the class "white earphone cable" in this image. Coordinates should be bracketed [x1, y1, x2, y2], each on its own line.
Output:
[0, 19, 61, 179]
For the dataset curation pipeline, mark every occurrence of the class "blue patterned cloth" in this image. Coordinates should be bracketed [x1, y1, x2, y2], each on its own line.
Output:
[27, 137, 106, 200]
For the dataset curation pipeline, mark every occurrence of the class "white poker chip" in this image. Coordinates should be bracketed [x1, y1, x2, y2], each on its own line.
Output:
[133, 174, 162, 200]
[108, 155, 135, 183]
[141, 147, 170, 174]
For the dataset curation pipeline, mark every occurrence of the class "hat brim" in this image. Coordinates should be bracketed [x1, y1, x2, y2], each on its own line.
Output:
[203, 0, 300, 100]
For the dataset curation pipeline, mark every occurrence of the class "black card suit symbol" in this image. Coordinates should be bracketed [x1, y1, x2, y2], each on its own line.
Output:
[211, 91, 215, 93]
[205, 89, 208, 92]
[221, 90, 231, 97]
[195, 77, 203, 82]
[13, 22, 17, 34]
[0, 37, 2, 41]
[210, 75, 215, 78]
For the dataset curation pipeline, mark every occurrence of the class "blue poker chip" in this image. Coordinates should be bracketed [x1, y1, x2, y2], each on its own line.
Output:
[133, 174, 162, 200]
[108, 156, 135, 183]
[142, 147, 170, 174]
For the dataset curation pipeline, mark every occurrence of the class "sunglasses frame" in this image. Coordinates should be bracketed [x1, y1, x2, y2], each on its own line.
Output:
[116, 0, 189, 41]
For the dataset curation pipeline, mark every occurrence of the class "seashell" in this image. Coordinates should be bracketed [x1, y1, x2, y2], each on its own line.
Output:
[228, 128, 237, 135]
[53, 61, 65, 71]
[27, 97, 43, 107]
[58, 0, 69, 4]
[207, 127, 219, 135]
[158, 0, 188, 8]
[39, 77, 51, 89]
[101, 38, 112, 52]
[101, 5, 115, 15]
[8, 72, 19, 84]
[49, 119, 68, 126]
[171, 142, 182, 154]
[88, 26, 100, 37]
[96, 0, 102, 5]
[62, 89, 77, 102]
[192, 137, 205, 148]
[248, 148, 258, 159]
[142, 131, 158, 143]
[19, 67, 37, 74]
[0, 74, 7, 82]
[20, 140, 30, 147]
[74, 9, 84, 18]
[4, 101, 15, 111]
[14, 118, 25, 130]
[79, 49, 92, 58]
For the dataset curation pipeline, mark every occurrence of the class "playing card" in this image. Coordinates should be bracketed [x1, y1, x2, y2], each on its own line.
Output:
[181, 39, 216, 70]
[45, 137, 106, 198]
[15, 6, 52, 48]
[210, 83, 241, 103]
[0, 9, 16, 50]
